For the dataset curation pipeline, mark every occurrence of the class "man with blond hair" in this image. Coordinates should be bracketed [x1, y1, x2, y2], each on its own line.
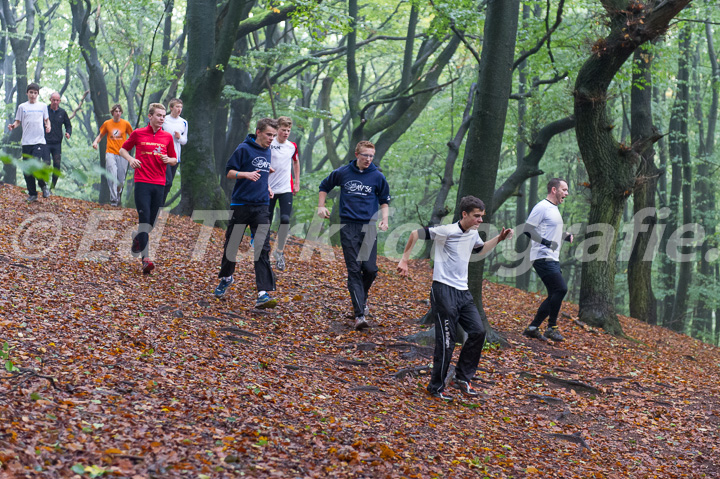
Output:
[268, 116, 300, 270]
[318, 140, 390, 331]
[119, 103, 177, 275]
[161, 98, 188, 205]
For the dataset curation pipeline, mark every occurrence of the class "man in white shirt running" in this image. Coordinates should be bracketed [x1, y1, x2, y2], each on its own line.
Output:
[521, 178, 573, 342]
[161, 98, 188, 206]
[398, 196, 513, 401]
[267, 116, 300, 270]
[8, 83, 52, 202]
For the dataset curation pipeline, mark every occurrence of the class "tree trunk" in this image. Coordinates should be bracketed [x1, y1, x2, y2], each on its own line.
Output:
[694, 23, 719, 336]
[177, 0, 296, 214]
[573, 0, 691, 335]
[663, 26, 691, 332]
[70, 0, 111, 204]
[627, 48, 659, 325]
[429, 84, 476, 227]
[453, 0, 521, 344]
[1, 0, 35, 185]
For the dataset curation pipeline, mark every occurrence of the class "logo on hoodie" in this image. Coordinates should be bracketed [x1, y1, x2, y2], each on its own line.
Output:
[252, 157, 272, 171]
[344, 180, 373, 195]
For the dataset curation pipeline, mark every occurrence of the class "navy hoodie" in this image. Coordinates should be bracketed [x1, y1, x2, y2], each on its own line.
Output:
[319, 160, 391, 223]
[226, 134, 273, 206]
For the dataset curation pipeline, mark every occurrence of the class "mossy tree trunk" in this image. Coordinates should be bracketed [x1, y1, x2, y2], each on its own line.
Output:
[177, 0, 302, 214]
[627, 47, 660, 325]
[453, 0, 521, 344]
[574, 0, 691, 335]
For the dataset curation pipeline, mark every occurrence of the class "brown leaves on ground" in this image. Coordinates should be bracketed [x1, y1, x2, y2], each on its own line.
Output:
[0, 183, 719, 478]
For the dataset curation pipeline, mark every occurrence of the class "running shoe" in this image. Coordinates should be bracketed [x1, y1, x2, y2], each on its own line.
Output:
[522, 326, 548, 341]
[27, 195, 38, 203]
[428, 389, 454, 401]
[42, 186, 51, 198]
[543, 326, 565, 342]
[354, 316, 369, 331]
[453, 379, 479, 397]
[141, 259, 154, 275]
[214, 277, 234, 298]
[255, 293, 277, 309]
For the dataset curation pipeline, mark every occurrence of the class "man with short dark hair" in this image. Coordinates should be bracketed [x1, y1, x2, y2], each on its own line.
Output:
[119, 103, 177, 275]
[45, 92, 72, 189]
[93, 104, 133, 206]
[161, 98, 188, 206]
[318, 140, 390, 331]
[214, 118, 279, 310]
[8, 83, 52, 202]
[522, 178, 573, 342]
[398, 196, 513, 400]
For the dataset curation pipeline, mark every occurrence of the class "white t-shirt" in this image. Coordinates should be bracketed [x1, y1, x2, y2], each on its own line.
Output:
[526, 199, 564, 261]
[162, 115, 188, 163]
[268, 139, 298, 194]
[15, 101, 49, 146]
[428, 222, 484, 291]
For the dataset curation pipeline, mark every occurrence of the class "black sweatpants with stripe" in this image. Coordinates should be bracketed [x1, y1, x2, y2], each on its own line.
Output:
[427, 281, 487, 394]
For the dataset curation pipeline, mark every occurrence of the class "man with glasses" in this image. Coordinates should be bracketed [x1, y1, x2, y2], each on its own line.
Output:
[317, 141, 391, 331]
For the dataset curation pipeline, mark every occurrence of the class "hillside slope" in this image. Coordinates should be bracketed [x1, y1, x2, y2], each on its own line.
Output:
[1, 184, 719, 478]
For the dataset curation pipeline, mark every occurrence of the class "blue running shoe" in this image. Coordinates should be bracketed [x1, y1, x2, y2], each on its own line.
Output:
[255, 292, 277, 309]
[214, 277, 234, 298]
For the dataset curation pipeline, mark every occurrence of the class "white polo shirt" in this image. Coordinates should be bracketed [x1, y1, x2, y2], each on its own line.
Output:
[428, 222, 484, 291]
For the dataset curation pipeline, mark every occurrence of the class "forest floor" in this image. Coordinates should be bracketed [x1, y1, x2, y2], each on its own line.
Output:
[1, 183, 719, 478]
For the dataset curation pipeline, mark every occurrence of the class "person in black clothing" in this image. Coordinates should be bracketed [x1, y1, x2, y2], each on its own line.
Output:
[213, 118, 279, 310]
[45, 92, 72, 189]
[397, 196, 513, 400]
[317, 140, 391, 331]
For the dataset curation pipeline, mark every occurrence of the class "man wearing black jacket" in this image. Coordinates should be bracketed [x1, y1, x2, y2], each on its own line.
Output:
[317, 141, 391, 331]
[213, 118, 279, 310]
[45, 92, 72, 189]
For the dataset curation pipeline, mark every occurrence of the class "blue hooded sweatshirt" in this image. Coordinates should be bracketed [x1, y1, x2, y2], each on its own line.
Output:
[319, 159, 391, 223]
[226, 134, 273, 206]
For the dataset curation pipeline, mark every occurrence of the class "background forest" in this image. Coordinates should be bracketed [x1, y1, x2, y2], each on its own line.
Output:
[1, 0, 718, 344]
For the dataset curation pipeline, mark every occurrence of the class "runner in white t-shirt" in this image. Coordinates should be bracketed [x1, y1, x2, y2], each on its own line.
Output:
[8, 83, 52, 202]
[397, 196, 513, 401]
[267, 116, 300, 270]
[161, 98, 188, 206]
[521, 178, 573, 342]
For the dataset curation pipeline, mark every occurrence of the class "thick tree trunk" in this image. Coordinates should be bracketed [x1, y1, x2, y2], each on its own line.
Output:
[176, 0, 299, 214]
[70, 0, 111, 204]
[2, 0, 35, 185]
[453, 0, 521, 343]
[429, 84, 475, 227]
[627, 48, 659, 325]
[573, 0, 691, 335]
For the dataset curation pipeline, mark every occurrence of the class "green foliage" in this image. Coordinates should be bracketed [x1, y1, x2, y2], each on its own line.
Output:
[2, 342, 19, 373]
